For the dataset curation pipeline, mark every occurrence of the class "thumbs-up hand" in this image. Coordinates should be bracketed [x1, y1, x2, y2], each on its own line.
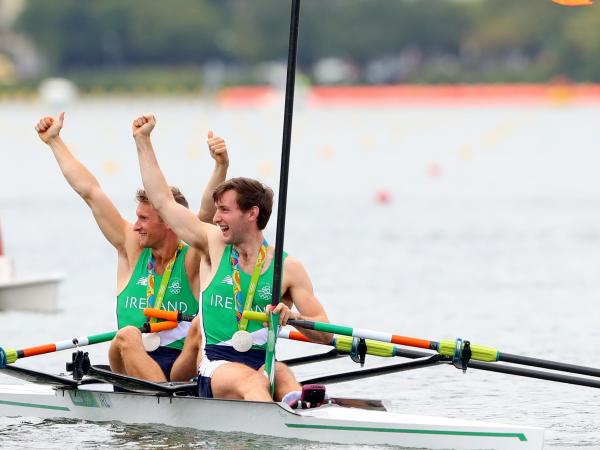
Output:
[35, 112, 65, 143]
[207, 130, 229, 166]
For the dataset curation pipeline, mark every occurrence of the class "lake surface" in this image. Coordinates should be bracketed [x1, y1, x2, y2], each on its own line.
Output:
[1, 97, 600, 449]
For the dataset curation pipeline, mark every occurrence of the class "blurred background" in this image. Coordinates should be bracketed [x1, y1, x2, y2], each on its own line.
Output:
[2, 0, 600, 97]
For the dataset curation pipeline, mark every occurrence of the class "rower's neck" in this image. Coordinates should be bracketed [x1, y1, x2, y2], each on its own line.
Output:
[151, 235, 180, 271]
[233, 231, 265, 262]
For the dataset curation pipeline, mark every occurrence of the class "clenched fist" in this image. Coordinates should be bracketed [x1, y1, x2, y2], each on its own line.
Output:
[132, 114, 156, 139]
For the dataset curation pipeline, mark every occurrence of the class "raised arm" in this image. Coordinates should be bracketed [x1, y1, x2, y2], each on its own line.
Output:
[197, 130, 229, 223]
[35, 113, 128, 251]
[132, 114, 213, 255]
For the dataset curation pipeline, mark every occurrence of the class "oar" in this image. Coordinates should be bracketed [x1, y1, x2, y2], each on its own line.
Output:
[0, 321, 177, 367]
[141, 309, 600, 389]
[146, 308, 398, 361]
[278, 324, 600, 389]
[265, 0, 302, 397]
[300, 356, 446, 386]
[278, 349, 344, 367]
[244, 311, 600, 379]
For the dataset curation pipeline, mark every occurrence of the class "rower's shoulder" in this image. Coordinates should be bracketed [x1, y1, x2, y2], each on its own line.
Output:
[282, 254, 308, 277]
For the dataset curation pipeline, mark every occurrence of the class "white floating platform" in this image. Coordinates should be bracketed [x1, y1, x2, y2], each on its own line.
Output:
[0, 274, 63, 312]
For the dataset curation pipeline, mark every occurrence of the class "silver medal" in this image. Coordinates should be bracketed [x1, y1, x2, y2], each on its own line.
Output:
[232, 330, 253, 352]
[142, 332, 161, 352]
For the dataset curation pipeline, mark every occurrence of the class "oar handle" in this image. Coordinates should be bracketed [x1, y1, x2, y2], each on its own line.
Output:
[143, 308, 195, 323]
[243, 311, 269, 323]
[142, 321, 178, 333]
[244, 311, 310, 328]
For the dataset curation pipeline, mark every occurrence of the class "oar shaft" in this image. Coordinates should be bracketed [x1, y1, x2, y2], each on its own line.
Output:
[264, 0, 302, 397]
[15, 331, 117, 360]
[244, 312, 434, 350]
[300, 355, 445, 386]
[469, 360, 600, 389]
[279, 328, 414, 359]
[281, 331, 600, 390]
[499, 352, 600, 378]
[298, 320, 433, 350]
[18, 331, 117, 358]
[392, 344, 600, 389]
[247, 311, 600, 379]
[279, 349, 343, 367]
[3, 321, 177, 364]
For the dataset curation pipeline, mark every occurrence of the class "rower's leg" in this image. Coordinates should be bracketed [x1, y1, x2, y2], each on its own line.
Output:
[272, 362, 301, 402]
[211, 362, 272, 401]
[108, 326, 166, 382]
[170, 316, 202, 382]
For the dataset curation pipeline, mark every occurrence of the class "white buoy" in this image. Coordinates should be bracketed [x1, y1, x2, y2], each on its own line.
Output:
[38, 78, 78, 105]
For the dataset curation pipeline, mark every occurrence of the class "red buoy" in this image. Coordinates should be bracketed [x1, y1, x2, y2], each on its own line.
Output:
[375, 190, 392, 204]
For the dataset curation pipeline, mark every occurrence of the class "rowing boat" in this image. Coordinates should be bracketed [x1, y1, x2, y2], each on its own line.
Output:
[6, 302, 600, 449]
[0, 364, 543, 450]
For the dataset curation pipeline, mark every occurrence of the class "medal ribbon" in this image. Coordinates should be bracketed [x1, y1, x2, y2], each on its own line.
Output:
[146, 241, 184, 324]
[231, 239, 268, 331]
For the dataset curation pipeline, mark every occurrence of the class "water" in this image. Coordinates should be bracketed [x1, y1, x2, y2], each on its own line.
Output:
[1, 98, 600, 449]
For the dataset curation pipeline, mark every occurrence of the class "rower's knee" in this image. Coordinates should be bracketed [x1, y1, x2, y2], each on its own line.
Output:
[239, 371, 270, 398]
[112, 326, 142, 353]
[275, 362, 297, 383]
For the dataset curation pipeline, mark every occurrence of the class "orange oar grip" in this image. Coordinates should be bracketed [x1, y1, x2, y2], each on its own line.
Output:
[148, 321, 178, 333]
[144, 308, 178, 322]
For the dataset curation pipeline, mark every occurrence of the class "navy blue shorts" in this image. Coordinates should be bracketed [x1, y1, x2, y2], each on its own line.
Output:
[197, 345, 266, 398]
[148, 346, 181, 381]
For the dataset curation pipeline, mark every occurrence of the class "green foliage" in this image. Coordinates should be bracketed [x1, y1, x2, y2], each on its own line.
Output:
[14, 0, 600, 83]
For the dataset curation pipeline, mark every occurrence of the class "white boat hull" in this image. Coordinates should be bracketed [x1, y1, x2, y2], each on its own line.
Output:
[0, 274, 62, 312]
[0, 384, 543, 449]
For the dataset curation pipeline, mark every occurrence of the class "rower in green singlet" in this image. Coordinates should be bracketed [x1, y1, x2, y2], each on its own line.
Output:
[133, 112, 333, 403]
[35, 112, 229, 382]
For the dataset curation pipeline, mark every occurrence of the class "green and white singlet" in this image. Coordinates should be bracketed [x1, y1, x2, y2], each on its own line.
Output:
[201, 244, 287, 355]
[116, 245, 198, 350]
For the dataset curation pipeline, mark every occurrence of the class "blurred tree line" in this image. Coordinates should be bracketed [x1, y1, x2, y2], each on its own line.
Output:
[14, 0, 600, 84]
